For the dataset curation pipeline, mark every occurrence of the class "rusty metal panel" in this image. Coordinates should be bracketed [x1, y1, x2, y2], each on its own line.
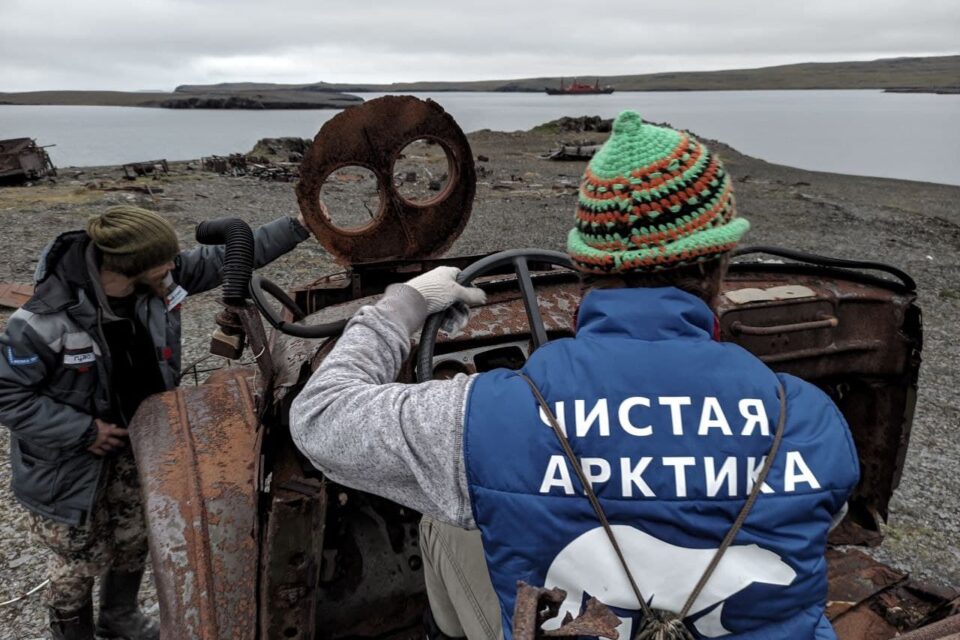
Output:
[310, 490, 427, 638]
[513, 582, 620, 639]
[827, 549, 907, 622]
[718, 270, 922, 535]
[718, 273, 918, 378]
[296, 96, 475, 264]
[257, 427, 328, 640]
[0, 282, 33, 308]
[827, 549, 959, 640]
[129, 370, 261, 640]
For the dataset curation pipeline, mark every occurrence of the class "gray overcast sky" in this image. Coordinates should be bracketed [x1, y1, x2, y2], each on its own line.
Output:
[1, 0, 958, 92]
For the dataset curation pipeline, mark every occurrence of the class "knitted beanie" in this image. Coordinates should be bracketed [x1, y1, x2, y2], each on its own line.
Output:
[567, 111, 749, 273]
[86, 206, 180, 276]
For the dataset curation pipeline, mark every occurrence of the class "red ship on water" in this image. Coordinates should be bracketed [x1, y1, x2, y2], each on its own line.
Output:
[545, 77, 615, 95]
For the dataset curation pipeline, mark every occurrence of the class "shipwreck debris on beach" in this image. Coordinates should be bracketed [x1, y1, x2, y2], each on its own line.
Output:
[202, 154, 248, 176]
[540, 143, 601, 161]
[0, 138, 57, 185]
[200, 139, 313, 182]
[201, 153, 299, 182]
[123, 159, 169, 180]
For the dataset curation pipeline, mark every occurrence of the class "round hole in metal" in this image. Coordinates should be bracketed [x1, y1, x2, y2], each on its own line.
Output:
[319, 165, 383, 232]
[393, 138, 454, 206]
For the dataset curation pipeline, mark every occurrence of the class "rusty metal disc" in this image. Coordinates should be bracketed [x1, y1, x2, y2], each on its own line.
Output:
[296, 95, 476, 264]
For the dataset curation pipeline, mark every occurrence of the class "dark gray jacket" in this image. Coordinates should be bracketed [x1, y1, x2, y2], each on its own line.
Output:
[0, 217, 310, 525]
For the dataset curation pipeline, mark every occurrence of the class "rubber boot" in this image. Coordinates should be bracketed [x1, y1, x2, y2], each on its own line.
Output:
[47, 598, 94, 640]
[95, 568, 159, 640]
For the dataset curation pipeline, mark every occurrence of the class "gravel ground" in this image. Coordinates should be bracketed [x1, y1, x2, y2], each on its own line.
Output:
[0, 126, 958, 637]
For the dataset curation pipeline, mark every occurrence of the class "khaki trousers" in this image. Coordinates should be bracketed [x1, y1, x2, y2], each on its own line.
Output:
[419, 516, 504, 640]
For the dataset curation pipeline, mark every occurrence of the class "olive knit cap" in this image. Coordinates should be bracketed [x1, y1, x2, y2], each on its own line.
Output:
[567, 111, 749, 274]
[86, 205, 179, 277]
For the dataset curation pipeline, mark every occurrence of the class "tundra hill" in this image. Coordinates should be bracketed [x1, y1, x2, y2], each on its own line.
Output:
[174, 54, 960, 93]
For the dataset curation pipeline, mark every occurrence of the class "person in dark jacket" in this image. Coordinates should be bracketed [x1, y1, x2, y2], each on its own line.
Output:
[289, 112, 858, 639]
[0, 205, 312, 640]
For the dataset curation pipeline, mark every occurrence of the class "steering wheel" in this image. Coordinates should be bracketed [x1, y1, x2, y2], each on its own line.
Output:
[416, 249, 576, 382]
[249, 273, 347, 339]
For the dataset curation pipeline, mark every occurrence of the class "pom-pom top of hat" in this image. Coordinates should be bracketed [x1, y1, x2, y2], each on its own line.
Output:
[588, 111, 685, 181]
[567, 110, 749, 274]
[612, 110, 644, 135]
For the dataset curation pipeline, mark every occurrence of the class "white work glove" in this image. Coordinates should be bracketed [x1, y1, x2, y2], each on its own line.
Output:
[406, 266, 487, 334]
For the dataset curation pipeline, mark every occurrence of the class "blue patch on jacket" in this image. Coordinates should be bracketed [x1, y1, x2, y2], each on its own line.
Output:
[464, 287, 859, 639]
[6, 346, 39, 366]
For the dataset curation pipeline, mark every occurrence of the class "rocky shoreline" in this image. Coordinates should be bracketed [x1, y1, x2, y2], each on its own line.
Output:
[0, 88, 362, 110]
[0, 124, 958, 637]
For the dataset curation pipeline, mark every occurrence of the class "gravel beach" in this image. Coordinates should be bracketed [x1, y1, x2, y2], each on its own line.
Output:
[1, 125, 958, 638]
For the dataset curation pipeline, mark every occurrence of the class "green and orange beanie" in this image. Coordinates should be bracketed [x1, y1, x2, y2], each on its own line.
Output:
[567, 111, 749, 274]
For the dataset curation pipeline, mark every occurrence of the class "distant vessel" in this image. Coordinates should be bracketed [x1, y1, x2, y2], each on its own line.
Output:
[545, 78, 614, 95]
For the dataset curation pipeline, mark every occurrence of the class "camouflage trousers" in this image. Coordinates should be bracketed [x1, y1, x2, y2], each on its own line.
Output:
[26, 449, 149, 611]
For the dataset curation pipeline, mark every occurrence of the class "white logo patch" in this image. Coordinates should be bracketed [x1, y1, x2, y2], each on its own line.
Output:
[165, 284, 187, 311]
[63, 352, 96, 366]
[543, 525, 796, 638]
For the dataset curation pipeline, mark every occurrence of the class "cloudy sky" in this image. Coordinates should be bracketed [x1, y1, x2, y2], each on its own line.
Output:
[1, 0, 958, 92]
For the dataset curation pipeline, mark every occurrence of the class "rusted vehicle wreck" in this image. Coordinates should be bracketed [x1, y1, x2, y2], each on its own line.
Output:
[0, 137, 56, 185]
[129, 96, 958, 639]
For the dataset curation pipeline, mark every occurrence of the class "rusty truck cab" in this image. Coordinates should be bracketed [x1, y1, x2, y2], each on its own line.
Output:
[129, 97, 956, 640]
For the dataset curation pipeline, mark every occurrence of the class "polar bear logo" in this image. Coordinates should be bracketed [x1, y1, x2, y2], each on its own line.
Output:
[543, 526, 796, 638]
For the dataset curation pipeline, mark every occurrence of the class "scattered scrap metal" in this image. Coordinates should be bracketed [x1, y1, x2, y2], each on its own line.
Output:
[540, 143, 601, 161]
[0, 283, 33, 309]
[826, 548, 959, 637]
[0, 138, 56, 185]
[512, 582, 620, 639]
[122, 159, 169, 180]
[201, 153, 299, 182]
[202, 154, 248, 175]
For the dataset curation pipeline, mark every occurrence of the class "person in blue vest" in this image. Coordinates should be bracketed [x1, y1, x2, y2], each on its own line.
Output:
[290, 111, 859, 640]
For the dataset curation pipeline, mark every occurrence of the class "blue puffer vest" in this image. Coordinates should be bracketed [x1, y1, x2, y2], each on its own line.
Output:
[464, 288, 859, 639]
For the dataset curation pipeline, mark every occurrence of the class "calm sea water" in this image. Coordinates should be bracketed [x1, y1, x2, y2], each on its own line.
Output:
[1, 90, 958, 185]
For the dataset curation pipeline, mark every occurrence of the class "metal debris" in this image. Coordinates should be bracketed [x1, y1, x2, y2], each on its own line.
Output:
[512, 581, 620, 640]
[202, 154, 248, 175]
[248, 163, 299, 182]
[539, 143, 601, 161]
[0, 282, 33, 309]
[122, 159, 168, 179]
[201, 153, 298, 181]
[0, 137, 56, 185]
[827, 549, 959, 639]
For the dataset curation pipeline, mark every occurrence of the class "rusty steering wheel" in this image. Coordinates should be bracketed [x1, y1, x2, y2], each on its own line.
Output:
[416, 249, 575, 382]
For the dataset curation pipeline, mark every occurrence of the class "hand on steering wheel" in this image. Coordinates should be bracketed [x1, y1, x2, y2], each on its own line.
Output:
[416, 249, 575, 382]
